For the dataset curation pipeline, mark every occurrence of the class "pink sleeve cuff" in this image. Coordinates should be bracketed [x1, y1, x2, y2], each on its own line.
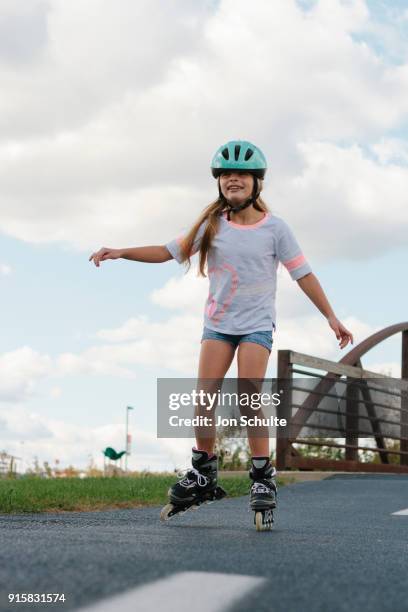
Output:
[283, 253, 307, 271]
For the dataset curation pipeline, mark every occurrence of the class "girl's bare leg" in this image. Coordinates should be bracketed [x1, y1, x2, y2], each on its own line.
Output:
[237, 342, 271, 456]
[195, 339, 235, 453]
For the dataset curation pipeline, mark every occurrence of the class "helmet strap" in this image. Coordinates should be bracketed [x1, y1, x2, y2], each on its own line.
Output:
[218, 176, 260, 221]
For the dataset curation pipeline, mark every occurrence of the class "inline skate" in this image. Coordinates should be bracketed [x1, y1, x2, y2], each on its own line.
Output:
[249, 457, 277, 531]
[160, 449, 227, 521]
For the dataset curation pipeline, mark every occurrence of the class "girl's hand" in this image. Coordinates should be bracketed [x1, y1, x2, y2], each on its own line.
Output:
[89, 247, 122, 267]
[327, 315, 354, 350]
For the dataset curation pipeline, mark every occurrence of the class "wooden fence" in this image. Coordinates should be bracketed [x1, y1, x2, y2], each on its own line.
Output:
[276, 323, 408, 472]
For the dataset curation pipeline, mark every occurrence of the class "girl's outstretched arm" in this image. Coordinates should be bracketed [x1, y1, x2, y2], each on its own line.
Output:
[296, 272, 354, 349]
[89, 245, 173, 267]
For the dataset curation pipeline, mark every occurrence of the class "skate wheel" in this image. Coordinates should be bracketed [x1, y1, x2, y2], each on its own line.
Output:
[160, 503, 175, 522]
[255, 512, 264, 532]
[255, 511, 274, 532]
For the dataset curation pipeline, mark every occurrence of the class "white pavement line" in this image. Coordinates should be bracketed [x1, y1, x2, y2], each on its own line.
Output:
[77, 571, 265, 612]
[392, 508, 408, 515]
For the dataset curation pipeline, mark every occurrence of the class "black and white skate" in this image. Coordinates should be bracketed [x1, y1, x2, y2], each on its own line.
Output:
[249, 458, 278, 532]
[160, 450, 227, 522]
[160, 481, 227, 521]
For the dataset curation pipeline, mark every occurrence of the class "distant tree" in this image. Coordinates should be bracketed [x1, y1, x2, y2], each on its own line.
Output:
[359, 439, 401, 465]
[215, 428, 275, 470]
[43, 461, 53, 478]
[86, 455, 104, 477]
[294, 439, 345, 460]
[60, 465, 81, 478]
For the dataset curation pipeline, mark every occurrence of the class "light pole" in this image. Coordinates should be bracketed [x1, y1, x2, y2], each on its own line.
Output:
[125, 406, 134, 472]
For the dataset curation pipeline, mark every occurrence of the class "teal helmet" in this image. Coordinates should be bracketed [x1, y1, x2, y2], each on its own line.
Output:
[211, 140, 267, 179]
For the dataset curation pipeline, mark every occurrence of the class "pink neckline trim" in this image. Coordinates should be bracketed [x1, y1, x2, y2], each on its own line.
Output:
[222, 211, 270, 229]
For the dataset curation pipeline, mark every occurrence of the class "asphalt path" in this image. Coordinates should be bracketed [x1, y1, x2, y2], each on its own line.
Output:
[1, 474, 408, 612]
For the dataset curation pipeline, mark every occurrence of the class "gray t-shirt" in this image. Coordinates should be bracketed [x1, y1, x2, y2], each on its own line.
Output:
[165, 210, 312, 334]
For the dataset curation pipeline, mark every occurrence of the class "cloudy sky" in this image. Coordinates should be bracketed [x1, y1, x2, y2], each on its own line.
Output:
[1, 0, 407, 472]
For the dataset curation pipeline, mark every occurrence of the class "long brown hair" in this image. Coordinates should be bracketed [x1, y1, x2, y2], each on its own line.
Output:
[178, 194, 270, 277]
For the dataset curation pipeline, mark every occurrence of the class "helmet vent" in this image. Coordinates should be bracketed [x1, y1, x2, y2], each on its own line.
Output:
[244, 148, 254, 161]
[234, 144, 241, 161]
[222, 148, 229, 160]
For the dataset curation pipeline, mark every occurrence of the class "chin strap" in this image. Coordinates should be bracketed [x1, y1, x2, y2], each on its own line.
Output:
[218, 176, 260, 221]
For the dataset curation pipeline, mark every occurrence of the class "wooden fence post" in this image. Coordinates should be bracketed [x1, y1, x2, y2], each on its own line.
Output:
[401, 331, 408, 466]
[345, 377, 359, 462]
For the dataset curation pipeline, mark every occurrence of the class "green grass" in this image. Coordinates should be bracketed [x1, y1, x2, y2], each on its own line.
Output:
[0, 474, 286, 514]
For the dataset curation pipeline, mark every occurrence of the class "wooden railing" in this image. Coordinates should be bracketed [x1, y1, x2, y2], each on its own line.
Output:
[276, 323, 408, 473]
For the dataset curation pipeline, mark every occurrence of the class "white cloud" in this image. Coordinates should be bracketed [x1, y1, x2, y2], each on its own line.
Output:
[1, 0, 408, 258]
[271, 141, 408, 260]
[0, 0, 211, 137]
[0, 0, 48, 65]
[360, 361, 401, 377]
[0, 406, 53, 442]
[371, 137, 408, 165]
[0, 185, 206, 249]
[352, 3, 408, 65]
[0, 405, 193, 472]
[0, 261, 389, 402]
[150, 270, 208, 315]
[270, 314, 376, 369]
[65, 313, 204, 375]
[65, 268, 373, 378]
[56, 350, 138, 380]
[49, 385, 62, 398]
[0, 347, 52, 402]
[0, 263, 12, 275]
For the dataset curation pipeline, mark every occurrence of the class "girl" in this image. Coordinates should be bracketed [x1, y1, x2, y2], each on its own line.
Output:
[89, 140, 353, 529]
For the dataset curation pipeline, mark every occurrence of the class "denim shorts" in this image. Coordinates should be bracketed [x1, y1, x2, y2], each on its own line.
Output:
[201, 326, 273, 353]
